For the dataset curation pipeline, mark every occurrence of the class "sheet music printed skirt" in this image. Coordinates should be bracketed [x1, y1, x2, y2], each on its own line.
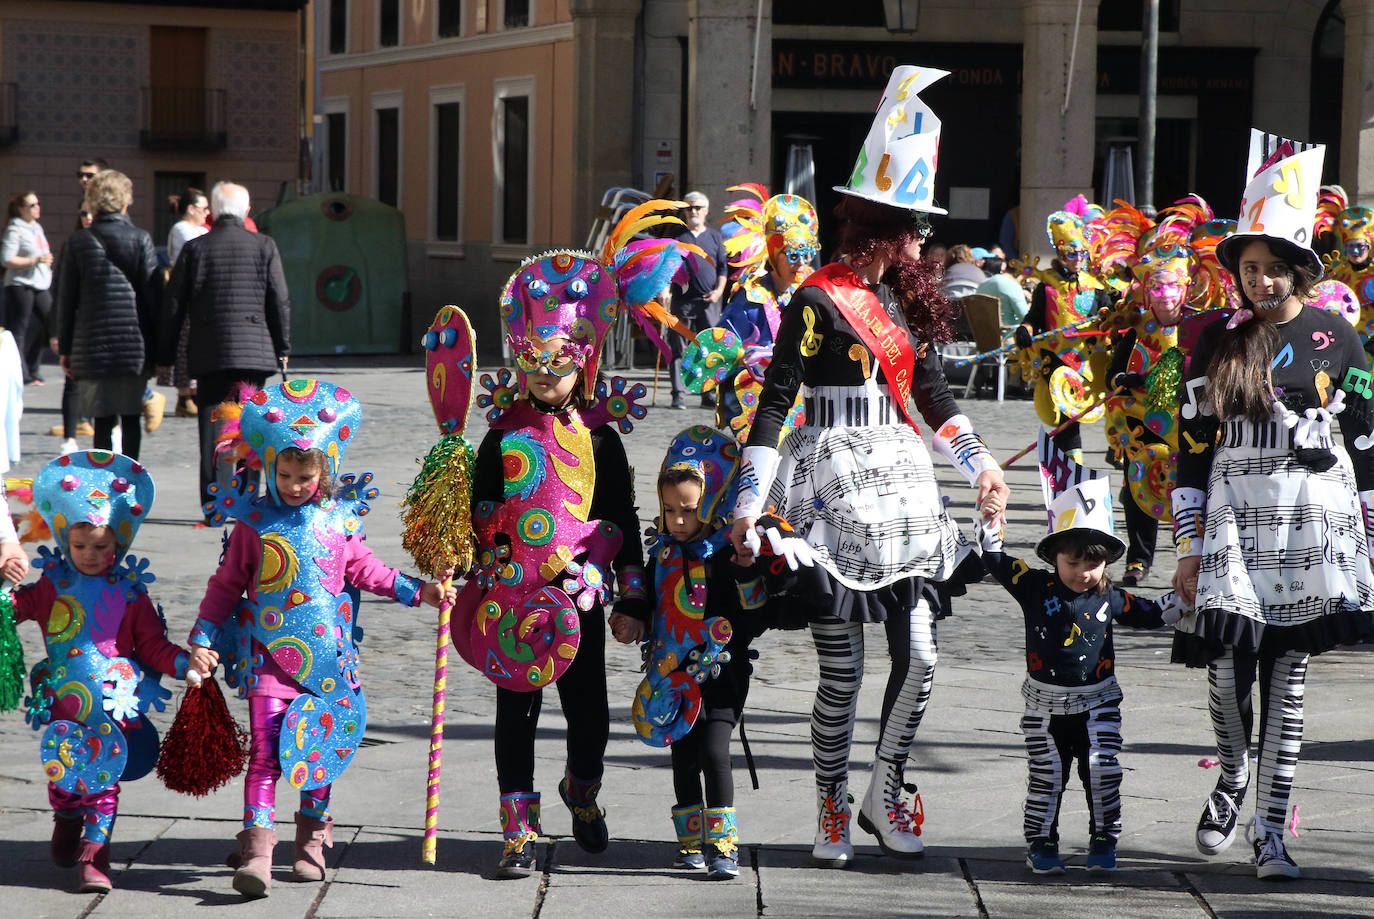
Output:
[1174, 437, 1374, 665]
[769, 420, 971, 623]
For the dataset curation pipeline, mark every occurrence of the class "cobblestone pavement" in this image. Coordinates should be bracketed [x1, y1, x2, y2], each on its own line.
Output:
[2, 358, 1372, 918]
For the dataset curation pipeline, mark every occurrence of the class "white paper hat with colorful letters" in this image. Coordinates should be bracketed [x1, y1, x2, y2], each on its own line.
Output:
[1035, 475, 1126, 565]
[1216, 129, 1325, 279]
[834, 65, 949, 215]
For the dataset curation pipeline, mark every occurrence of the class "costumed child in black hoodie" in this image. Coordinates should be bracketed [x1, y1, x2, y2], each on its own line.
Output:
[977, 475, 1179, 875]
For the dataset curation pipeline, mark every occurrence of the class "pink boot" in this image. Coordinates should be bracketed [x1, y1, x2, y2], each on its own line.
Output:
[291, 813, 334, 882]
[76, 840, 113, 893]
[231, 827, 277, 899]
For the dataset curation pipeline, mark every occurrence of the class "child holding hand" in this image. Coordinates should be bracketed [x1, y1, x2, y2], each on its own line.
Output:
[617, 428, 766, 880]
[977, 477, 1178, 875]
[188, 380, 453, 899]
[12, 451, 190, 893]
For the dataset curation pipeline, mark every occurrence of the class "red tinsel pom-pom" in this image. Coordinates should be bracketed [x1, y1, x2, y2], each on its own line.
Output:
[156, 676, 249, 797]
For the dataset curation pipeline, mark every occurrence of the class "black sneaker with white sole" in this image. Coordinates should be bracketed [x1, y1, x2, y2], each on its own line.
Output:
[1252, 827, 1300, 880]
[1196, 785, 1243, 856]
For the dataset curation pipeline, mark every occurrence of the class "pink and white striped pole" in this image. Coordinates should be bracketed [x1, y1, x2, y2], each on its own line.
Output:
[422, 586, 454, 865]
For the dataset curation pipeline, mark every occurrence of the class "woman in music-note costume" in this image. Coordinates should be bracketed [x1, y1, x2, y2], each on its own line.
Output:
[1171, 132, 1374, 881]
[728, 66, 1009, 867]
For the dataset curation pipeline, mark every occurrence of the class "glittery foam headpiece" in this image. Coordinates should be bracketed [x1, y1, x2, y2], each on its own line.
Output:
[763, 194, 819, 267]
[500, 251, 620, 399]
[34, 450, 153, 564]
[658, 425, 741, 531]
[237, 379, 362, 504]
[1316, 185, 1374, 261]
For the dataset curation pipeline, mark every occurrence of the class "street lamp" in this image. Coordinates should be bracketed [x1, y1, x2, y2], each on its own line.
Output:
[883, 0, 919, 33]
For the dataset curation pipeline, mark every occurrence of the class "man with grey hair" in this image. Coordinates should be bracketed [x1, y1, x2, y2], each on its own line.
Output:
[670, 191, 728, 408]
[162, 181, 290, 521]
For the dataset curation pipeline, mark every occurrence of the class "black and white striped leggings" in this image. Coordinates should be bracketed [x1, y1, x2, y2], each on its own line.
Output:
[1208, 646, 1308, 835]
[810, 594, 937, 786]
[1021, 704, 1123, 843]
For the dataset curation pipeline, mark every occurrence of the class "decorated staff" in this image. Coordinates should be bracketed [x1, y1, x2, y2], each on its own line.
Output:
[402, 305, 480, 865]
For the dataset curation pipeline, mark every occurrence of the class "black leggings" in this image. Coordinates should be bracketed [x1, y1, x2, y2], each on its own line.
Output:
[1120, 482, 1159, 567]
[670, 641, 752, 808]
[94, 414, 139, 459]
[494, 610, 609, 793]
[4, 284, 50, 382]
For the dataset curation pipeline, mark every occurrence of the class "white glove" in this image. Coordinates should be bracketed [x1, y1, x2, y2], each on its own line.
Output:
[1157, 591, 1186, 626]
[765, 526, 815, 570]
[743, 526, 762, 557]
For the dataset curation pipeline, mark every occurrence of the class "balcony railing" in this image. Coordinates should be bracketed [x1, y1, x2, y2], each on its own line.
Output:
[0, 84, 17, 145]
[139, 87, 227, 150]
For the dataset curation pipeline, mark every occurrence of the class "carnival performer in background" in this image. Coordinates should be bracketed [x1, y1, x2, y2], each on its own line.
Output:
[1014, 198, 1116, 462]
[188, 380, 453, 899]
[1314, 184, 1374, 344]
[1172, 132, 1374, 881]
[1100, 197, 1232, 585]
[729, 66, 1009, 867]
[10, 452, 185, 894]
[719, 185, 820, 347]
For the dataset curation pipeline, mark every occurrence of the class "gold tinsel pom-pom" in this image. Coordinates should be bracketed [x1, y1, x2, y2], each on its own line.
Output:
[402, 433, 478, 577]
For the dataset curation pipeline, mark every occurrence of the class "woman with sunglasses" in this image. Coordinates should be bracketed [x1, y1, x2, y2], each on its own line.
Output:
[719, 192, 820, 347]
[729, 66, 1008, 867]
[2, 191, 53, 385]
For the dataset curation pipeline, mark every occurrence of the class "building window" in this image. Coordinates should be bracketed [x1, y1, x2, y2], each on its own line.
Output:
[503, 0, 530, 29]
[376, 106, 399, 207]
[379, 0, 399, 47]
[434, 99, 462, 241]
[329, 0, 348, 54]
[495, 83, 532, 244]
[437, 0, 461, 38]
[327, 111, 347, 192]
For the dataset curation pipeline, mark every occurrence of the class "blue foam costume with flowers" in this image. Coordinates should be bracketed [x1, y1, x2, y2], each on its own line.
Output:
[192, 379, 412, 792]
[24, 452, 182, 813]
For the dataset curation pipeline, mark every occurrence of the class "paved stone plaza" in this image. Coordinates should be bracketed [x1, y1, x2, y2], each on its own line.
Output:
[3, 359, 1372, 918]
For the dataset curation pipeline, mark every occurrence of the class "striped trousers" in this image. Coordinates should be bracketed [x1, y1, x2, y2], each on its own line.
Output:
[1208, 646, 1308, 835]
[1021, 705, 1123, 843]
[809, 595, 937, 787]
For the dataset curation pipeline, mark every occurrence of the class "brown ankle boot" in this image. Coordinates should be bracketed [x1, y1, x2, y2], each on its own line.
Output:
[76, 840, 113, 893]
[175, 394, 198, 417]
[231, 826, 277, 899]
[291, 813, 333, 881]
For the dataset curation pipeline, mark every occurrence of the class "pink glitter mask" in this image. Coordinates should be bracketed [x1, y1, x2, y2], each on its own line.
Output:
[508, 335, 588, 377]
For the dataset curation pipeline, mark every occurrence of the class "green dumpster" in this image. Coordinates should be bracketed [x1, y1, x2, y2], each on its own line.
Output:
[258, 193, 409, 354]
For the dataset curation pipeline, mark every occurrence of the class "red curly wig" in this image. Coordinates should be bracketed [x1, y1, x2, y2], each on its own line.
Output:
[834, 197, 957, 344]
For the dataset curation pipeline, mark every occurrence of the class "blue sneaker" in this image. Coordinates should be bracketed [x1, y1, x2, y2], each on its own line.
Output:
[1026, 838, 1064, 875]
[1085, 834, 1117, 872]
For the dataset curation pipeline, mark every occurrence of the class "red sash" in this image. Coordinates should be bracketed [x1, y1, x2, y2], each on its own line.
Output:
[799, 263, 921, 433]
